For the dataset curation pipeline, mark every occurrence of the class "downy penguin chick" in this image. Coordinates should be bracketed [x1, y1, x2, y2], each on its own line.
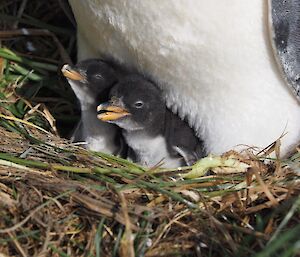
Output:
[61, 59, 120, 153]
[97, 75, 206, 167]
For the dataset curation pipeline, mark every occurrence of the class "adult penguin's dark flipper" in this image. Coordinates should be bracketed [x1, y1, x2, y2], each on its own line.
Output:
[269, 0, 300, 101]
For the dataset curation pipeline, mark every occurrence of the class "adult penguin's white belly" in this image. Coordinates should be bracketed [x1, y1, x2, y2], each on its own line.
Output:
[69, 0, 300, 155]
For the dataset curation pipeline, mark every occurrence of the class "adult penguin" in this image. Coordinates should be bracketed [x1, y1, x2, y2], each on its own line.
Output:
[68, 0, 300, 155]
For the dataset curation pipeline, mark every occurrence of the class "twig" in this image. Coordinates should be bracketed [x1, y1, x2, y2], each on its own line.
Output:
[0, 29, 72, 64]
[252, 167, 278, 206]
[7, 231, 28, 257]
[268, 196, 300, 244]
[12, 0, 28, 29]
[0, 191, 72, 234]
[38, 220, 53, 257]
[118, 191, 135, 257]
[57, 0, 76, 27]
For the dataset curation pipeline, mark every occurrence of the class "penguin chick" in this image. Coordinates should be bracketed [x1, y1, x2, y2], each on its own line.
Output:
[97, 75, 206, 167]
[61, 59, 120, 153]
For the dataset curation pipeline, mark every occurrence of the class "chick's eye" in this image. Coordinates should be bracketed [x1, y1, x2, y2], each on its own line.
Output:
[134, 101, 144, 108]
[94, 74, 103, 79]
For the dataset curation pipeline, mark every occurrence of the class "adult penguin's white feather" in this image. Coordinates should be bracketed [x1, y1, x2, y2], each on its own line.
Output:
[69, 0, 300, 155]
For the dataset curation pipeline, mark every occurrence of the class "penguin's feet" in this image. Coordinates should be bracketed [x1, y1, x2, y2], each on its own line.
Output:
[172, 146, 198, 166]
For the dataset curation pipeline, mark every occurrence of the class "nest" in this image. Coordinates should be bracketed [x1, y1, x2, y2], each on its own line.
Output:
[0, 1, 300, 256]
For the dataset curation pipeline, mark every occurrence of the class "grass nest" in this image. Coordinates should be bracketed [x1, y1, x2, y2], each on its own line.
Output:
[0, 1, 300, 257]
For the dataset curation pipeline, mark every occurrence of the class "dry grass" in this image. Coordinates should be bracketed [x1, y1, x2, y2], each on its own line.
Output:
[0, 1, 300, 257]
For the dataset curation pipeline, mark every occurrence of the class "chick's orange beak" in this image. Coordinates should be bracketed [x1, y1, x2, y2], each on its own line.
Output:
[61, 64, 84, 81]
[97, 103, 130, 121]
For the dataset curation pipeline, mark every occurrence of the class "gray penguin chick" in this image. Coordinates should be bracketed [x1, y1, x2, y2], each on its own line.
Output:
[97, 75, 206, 167]
[62, 59, 120, 153]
